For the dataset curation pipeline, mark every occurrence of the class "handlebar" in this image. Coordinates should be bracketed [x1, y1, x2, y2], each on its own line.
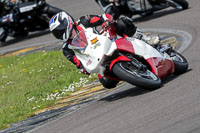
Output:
[94, 20, 113, 35]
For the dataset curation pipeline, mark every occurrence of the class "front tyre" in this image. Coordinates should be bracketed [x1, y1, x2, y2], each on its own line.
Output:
[173, 0, 189, 9]
[112, 61, 162, 90]
[170, 51, 188, 74]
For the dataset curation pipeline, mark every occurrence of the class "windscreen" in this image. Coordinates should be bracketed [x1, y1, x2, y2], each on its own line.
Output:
[71, 30, 88, 51]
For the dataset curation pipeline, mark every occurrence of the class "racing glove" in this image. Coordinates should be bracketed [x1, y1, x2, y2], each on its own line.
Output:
[73, 56, 89, 75]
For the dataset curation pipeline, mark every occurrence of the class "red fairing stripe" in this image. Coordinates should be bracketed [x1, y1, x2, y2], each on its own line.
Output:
[115, 38, 135, 54]
[108, 25, 117, 40]
[146, 57, 175, 79]
[105, 14, 113, 21]
[73, 56, 81, 67]
[98, 74, 103, 79]
[110, 55, 131, 70]
[74, 21, 77, 25]
[90, 17, 101, 23]
[76, 25, 83, 31]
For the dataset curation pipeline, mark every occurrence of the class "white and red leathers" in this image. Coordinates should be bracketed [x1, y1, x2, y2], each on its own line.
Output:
[63, 13, 139, 88]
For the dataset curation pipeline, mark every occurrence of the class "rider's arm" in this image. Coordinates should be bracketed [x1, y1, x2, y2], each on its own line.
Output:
[63, 42, 76, 64]
[114, 16, 137, 37]
[63, 42, 89, 74]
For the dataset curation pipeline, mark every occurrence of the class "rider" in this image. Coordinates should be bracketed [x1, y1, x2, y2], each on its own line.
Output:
[22, 0, 63, 19]
[0, 0, 62, 43]
[0, 0, 62, 21]
[95, 0, 154, 20]
[95, 0, 126, 20]
[49, 11, 160, 88]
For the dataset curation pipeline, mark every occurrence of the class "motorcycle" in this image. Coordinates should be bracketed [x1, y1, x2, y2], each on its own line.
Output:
[96, 0, 189, 19]
[0, 0, 62, 44]
[69, 26, 188, 89]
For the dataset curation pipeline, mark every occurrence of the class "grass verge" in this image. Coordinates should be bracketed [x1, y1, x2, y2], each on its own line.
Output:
[0, 50, 97, 129]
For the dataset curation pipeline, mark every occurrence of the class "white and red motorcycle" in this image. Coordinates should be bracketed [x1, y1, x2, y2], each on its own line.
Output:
[69, 27, 188, 89]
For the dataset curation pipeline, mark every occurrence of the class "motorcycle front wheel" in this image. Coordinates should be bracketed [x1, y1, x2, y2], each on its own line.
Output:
[172, 0, 189, 9]
[170, 50, 188, 74]
[112, 61, 161, 90]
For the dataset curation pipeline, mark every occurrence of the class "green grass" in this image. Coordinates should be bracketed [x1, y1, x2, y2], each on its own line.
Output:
[0, 50, 97, 129]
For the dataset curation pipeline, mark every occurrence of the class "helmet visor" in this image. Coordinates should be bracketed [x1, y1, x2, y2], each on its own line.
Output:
[51, 28, 66, 40]
[51, 18, 72, 40]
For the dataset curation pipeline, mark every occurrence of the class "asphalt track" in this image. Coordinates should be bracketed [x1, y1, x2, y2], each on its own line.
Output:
[1, 0, 200, 133]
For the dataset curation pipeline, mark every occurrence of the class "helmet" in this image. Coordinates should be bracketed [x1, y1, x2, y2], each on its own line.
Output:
[49, 11, 74, 41]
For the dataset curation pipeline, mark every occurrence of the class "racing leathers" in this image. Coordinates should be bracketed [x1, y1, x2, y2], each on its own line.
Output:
[63, 13, 138, 88]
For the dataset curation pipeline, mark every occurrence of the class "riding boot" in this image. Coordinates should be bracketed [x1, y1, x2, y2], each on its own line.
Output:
[158, 43, 176, 56]
[133, 28, 160, 46]
[98, 74, 119, 89]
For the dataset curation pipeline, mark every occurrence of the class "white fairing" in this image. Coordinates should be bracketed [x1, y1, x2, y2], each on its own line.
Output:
[70, 28, 117, 75]
[128, 38, 171, 60]
[70, 28, 171, 75]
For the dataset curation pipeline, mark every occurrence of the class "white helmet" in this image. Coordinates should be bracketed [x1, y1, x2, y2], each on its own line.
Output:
[49, 11, 74, 41]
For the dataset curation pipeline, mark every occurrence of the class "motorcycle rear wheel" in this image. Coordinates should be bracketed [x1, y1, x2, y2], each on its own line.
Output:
[112, 61, 162, 90]
[172, 0, 189, 9]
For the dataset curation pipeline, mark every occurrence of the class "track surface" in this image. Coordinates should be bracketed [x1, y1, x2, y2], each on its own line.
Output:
[1, 0, 200, 133]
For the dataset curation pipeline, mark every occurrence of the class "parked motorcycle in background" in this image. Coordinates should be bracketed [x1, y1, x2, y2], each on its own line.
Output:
[95, 0, 189, 19]
[0, 0, 62, 44]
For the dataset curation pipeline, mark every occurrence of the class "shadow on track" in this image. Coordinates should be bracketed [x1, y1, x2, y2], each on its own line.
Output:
[162, 68, 192, 85]
[101, 69, 192, 102]
[100, 86, 149, 102]
[0, 30, 50, 47]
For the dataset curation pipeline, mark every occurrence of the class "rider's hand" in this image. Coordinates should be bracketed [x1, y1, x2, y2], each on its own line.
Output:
[74, 56, 90, 75]
[79, 67, 90, 75]
[78, 64, 90, 75]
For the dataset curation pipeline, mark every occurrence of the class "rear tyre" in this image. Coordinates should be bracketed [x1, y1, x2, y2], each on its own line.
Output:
[112, 61, 161, 90]
[170, 51, 188, 74]
[173, 0, 189, 9]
